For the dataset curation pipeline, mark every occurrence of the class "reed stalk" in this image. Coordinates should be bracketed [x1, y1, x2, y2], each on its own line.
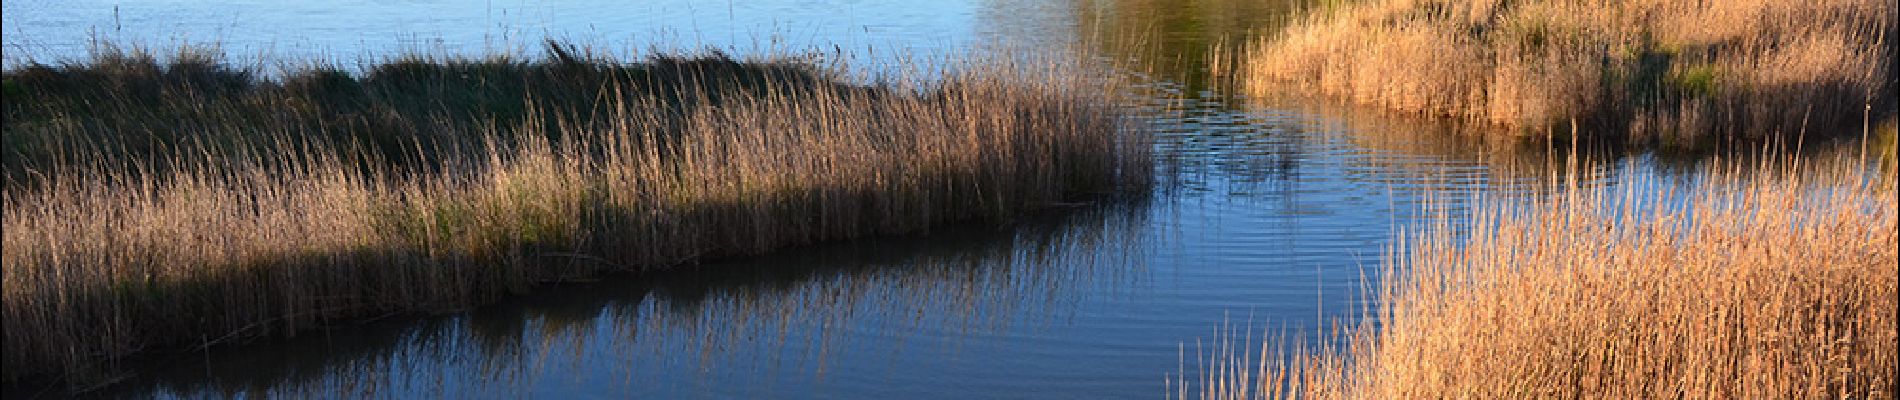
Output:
[0, 42, 1153, 388]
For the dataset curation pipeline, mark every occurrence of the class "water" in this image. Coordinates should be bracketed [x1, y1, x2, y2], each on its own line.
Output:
[2, 0, 988, 64]
[3, 1, 1676, 398]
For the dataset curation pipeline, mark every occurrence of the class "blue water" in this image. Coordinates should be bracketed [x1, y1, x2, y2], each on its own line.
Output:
[3, 0, 992, 67]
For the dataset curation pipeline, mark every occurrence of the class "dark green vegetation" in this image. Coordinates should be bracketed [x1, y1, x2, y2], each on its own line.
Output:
[3, 41, 866, 185]
[1, 41, 1151, 390]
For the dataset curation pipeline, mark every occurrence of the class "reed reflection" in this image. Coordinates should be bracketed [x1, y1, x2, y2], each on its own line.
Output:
[91, 201, 1149, 399]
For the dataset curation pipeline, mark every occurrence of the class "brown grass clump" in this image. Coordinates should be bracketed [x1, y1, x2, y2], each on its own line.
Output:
[0, 43, 1151, 389]
[1231, 0, 1897, 149]
[1182, 156, 1898, 399]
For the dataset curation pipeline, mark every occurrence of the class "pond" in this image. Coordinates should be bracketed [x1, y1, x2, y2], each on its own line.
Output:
[3, 0, 1693, 398]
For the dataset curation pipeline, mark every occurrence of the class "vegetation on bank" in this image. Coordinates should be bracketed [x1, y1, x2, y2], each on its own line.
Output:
[1, 42, 872, 183]
[1184, 156, 1898, 399]
[0, 42, 1152, 388]
[1229, 0, 1897, 149]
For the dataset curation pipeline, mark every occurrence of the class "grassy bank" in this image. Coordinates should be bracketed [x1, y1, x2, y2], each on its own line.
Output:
[1229, 0, 1896, 149]
[82, 202, 1146, 398]
[1184, 156, 1897, 398]
[2, 42, 876, 183]
[0, 42, 1152, 388]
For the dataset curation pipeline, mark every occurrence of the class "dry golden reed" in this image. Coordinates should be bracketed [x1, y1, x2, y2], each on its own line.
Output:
[1182, 157, 1898, 399]
[1230, 0, 1897, 149]
[0, 45, 1152, 388]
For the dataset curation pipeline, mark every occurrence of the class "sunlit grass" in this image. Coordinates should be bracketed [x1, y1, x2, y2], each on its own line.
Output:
[1226, 0, 1897, 149]
[0, 42, 1153, 388]
[1182, 156, 1897, 399]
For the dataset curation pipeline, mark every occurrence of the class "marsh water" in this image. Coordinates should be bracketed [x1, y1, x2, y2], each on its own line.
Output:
[3, 1, 1699, 398]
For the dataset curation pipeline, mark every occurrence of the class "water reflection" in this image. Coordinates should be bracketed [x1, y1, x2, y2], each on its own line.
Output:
[1153, 88, 1620, 197]
[88, 201, 1148, 399]
[1066, 0, 1320, 93]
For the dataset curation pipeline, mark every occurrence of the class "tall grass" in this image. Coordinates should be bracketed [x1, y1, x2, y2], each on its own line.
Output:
[0, 42, 1152, 388]
[1228, 0, 1897, 149]
[1181, 156, 1898, 399]
[1, 42, 872, 183]
[86, 203, 1146, 398]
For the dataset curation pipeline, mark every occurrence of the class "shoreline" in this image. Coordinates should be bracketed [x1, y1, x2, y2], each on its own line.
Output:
[0, 41, 1154, 389]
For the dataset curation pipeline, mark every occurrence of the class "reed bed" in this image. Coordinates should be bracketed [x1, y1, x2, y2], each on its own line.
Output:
[0, 43, 1152, 388]
[1228, 0, 1897, 149]
[83, 203, 1145, 399]
[1183, 156, 1898, 399]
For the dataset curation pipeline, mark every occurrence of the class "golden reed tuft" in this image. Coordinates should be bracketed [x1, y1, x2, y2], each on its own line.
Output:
[1226, 0, 1897, 149]
[0, 45, 1152, 387]
[1180, 156, 1897, 399]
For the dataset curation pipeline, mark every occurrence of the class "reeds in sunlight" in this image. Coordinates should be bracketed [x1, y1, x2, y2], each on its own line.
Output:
[0, 42, 1152, 388]
[1227, 0, 1897, 149]
[1183, 156, 1897, 398]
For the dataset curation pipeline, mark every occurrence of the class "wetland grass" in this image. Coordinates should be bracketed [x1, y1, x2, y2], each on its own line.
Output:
[0, 42, 1152, 389]
[1227, 0, 1897, 149]
[1181, 155, 1898, 399]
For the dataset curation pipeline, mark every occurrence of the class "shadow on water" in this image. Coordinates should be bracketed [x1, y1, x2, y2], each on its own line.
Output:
[69, 198, 1150, 399]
